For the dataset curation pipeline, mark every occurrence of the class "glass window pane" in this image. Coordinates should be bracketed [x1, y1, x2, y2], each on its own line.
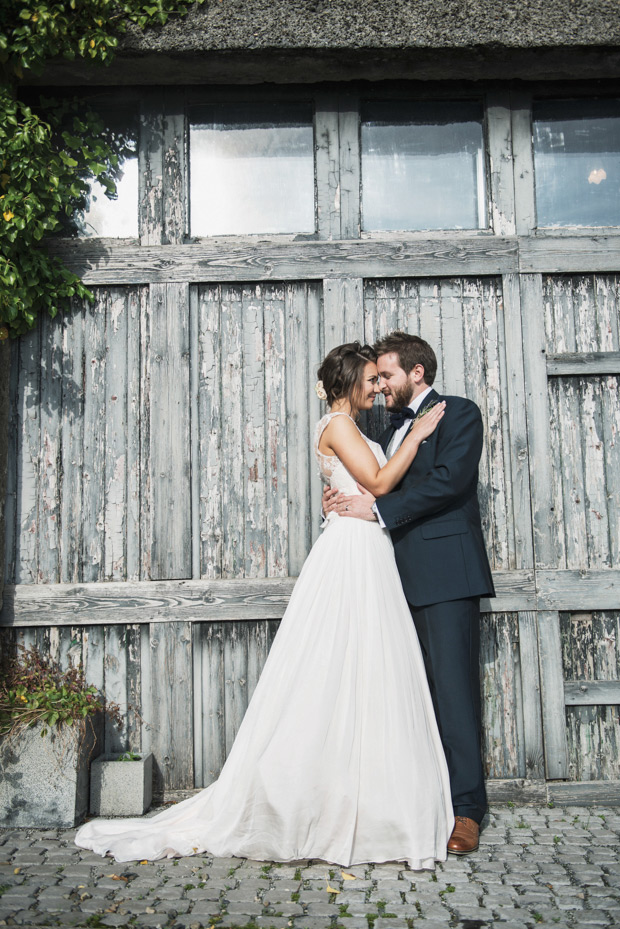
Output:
[77, 109, 139, 238]
[361, 101, 487, 232]
[533, 99, 620, 227]
[190, 104, 315, 236]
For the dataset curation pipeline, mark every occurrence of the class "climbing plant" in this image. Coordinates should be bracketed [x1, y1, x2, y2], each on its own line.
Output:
[0, 0, 204, 338]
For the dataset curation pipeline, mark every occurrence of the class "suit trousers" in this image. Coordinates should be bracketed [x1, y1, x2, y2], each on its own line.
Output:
[410, 596, 487, 824]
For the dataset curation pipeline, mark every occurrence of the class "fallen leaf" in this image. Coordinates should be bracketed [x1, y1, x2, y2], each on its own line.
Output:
[326, 883, 340, 894]
[13, 868, 20, 875]
[145, 907, 156, 914]
[341, 871, 356, 880]
[80, 893, 91, 901]
[139, 860, 148, 865]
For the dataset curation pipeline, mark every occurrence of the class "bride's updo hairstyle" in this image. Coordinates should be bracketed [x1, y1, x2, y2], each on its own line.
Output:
[317, 341, 377, 410]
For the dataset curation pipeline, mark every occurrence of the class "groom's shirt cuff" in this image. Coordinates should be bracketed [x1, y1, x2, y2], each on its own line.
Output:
[372, 502, 386, 528]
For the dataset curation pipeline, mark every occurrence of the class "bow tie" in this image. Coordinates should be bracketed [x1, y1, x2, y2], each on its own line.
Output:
[390, 407, 417, 429]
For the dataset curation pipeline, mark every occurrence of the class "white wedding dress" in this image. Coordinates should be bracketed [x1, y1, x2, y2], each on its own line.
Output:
[75, 413, 454, 868]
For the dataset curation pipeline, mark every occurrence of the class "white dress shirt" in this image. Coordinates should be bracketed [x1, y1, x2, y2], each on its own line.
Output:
[375, 385, 434, 527]
[385, 386, 434, 459]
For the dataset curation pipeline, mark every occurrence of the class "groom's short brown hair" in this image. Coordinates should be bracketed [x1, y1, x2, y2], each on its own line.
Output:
[374, 331, 437, 385]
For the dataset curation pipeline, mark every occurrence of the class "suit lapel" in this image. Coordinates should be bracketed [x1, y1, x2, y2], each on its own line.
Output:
[401, 388, 440, 440]
[380, 388, 440, 453]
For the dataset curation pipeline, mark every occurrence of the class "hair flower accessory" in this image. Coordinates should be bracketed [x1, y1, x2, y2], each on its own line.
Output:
[315, 380, 328, 401]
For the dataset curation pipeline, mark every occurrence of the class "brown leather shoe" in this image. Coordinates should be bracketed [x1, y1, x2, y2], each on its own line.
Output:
[447, 816, 479, 855]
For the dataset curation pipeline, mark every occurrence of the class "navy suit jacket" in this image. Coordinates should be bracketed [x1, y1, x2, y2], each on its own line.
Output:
[376, 389, 496, 608]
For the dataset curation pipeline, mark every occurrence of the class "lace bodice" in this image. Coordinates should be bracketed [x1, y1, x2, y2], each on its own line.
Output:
[314, 412, 387, 495]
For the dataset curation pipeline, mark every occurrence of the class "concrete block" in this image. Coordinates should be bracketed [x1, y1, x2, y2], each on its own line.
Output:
[0, 717, 102, 828]
[90, 752, 153, 816]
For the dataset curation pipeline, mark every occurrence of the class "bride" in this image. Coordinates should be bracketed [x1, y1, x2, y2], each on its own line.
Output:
[75, 341, 453, 869]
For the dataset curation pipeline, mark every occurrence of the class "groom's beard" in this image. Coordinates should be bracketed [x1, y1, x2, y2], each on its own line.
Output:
[388, 382, 415, 413]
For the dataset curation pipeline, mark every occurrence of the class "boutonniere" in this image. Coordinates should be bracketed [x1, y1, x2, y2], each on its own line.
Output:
[412, 400, 439, 426]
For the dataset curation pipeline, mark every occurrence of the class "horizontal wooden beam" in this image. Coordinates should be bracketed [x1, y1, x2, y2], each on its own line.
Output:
[546, 352, 620, 376]
[536, 568, 620, 611]
[520, 235, 620, 273]
[163, 777, 620, 805]
[546, 779, 620, 805]
[485, 778, 547, 804]
[48, 237, 519, 284]
[564, 680, 620, 706]
[46, 235, 620, 287]
[0, 570, 535, 627]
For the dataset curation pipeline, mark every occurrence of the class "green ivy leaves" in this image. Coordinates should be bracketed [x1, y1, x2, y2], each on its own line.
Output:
[0, 0, 204, 337]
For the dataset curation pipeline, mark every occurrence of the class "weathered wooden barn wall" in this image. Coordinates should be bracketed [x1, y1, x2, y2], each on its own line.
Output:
[2, 80, 620, 801]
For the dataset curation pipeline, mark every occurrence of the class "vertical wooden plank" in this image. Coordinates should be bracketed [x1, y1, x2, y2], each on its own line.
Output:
[594, 275, 619, 352]
[580, 378, 611, 567]
[192, 620, 204, 787]
[4, 341, 19, 585]
[486, 91, 516, 236]
[264, 283, 288, 576]
[83, 625, 105, 706]
[438, 279, 466, 397]
[38, 313, 62, 584]
[139, 286, 152, 580]
[139, 90, 164, 246]
[511, 91, 536, 235]
[162, 90, 186, 246]
[285, 284, 313, 574]
[125, 624, 142, 753]
[60, 302, 84, 583]
[197, 285, 223, 579]
[562, 612, 602, 782]
[601, 376, 620, 568]
[517, 611, 545, 778]
[418, 280, 444, 391]
[82, 292, 107, 583]
[189, 285, 201, 581]
[315, 97, 341, 241]
[323, 278, 364, 351]
[104, 289, 128, 581]
[339, 95, 360, 239]
[139, 623, 152, 756]
[223, 621, 248, 755]
[538, 610, 569, 779]
[502, 273, 535, 569]
[149, 621, 193, 793]
[481, 278, 510, 570]
[148, 283, 191, 580]
[126, 287, 142, 582]
[520, 273, 557, 568]
[202, 622, 226, 786]
[15, 328, 41, 584]
[307, 284, 324, 547]
[461, 279, 494, 561]
[480, 612, 524, 778]
[556, 375, 588, 568]
[220, 285, 244, 578]
[104, 625, 128, 754]
[242, 285, 267, 578]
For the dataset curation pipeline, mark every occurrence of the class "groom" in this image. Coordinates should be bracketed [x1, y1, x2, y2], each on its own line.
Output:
[324, 331, 495, 854]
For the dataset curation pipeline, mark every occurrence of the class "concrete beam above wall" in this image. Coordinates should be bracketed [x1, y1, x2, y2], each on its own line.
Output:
[27, 46, 620, 86]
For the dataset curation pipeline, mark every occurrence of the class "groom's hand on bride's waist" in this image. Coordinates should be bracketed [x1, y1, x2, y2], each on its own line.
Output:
[323, 484, 377, 521]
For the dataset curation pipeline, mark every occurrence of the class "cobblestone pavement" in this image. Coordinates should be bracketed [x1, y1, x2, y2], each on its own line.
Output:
[0, 804, 619, 929]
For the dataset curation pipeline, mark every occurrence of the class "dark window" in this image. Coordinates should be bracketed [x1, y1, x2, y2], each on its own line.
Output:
[361, 101, 487, 232]
[533, 99, 620, 228]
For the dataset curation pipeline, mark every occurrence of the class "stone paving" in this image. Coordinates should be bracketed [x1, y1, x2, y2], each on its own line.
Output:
[0, 804, 619, 929]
